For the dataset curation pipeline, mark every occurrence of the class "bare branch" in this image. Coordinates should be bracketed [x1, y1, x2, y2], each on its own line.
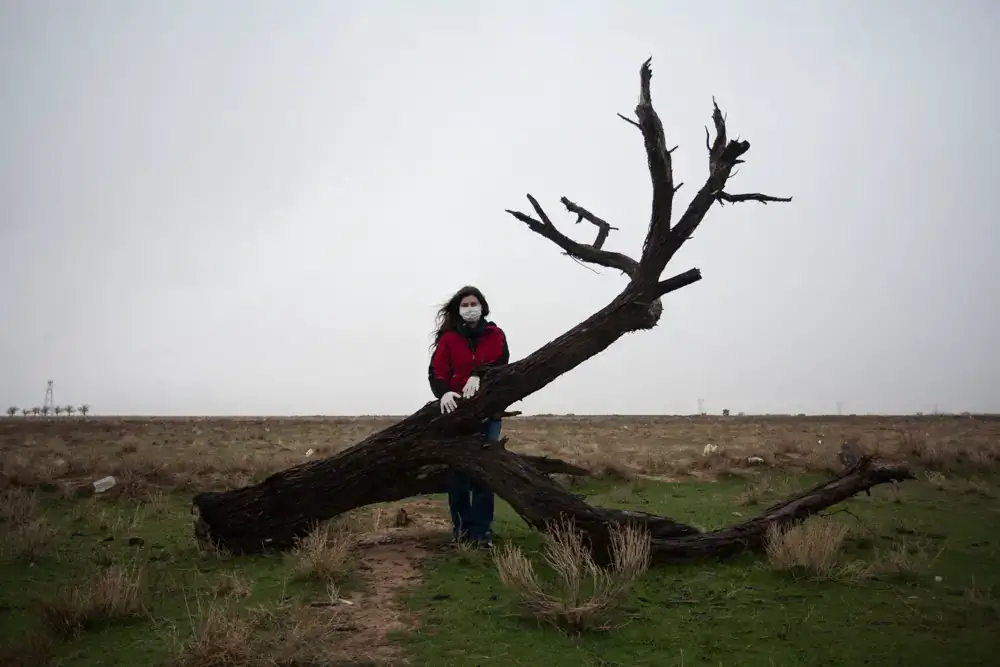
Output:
[617, 112, 641, 129]
[505, 195, 638, 277]
[716, 191, 793, 206]
[663, 97, 788, 261]
[559, 197, 619, 251]
[632, 58, 676, 282]
[654, 268, 702, 297]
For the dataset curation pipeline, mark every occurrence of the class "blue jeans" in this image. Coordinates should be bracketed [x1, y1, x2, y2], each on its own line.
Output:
[447, 419, 502, 542]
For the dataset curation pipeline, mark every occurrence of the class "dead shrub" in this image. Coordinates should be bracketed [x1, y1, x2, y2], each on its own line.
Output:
[168, 601, 256, 667]
[170, 599, 350, 667]
[290, 521, 356, 584]
[209, 572, 254, 600]
[883, 483, 905, 504]
[896, 432, 998, 472]
[765, 519, 848, 578]
[962, 578, 999, 621]
[737, 475, 780, 506]
[38, 561, 147, 638]
[587, 455, 635, 482]
[0, 487, 41, 525]
[0, 629, 56, 667]
[256, 604, 352, 666]
[493, 519, 651, 634]
[688, 449, 735, 473]
[952, 477, 995, 498]
[2, 517, 56, 563]
[633, 452, 678, 476]
[924, 470, 949, 490]
[825, 533, 944, 583]
[869, 537, 943, 580]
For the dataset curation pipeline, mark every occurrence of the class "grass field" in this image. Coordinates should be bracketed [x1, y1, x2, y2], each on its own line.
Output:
[1, 415, 998, 666]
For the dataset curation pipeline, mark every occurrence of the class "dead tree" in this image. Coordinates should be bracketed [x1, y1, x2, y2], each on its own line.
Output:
[193, 59, 913, 562]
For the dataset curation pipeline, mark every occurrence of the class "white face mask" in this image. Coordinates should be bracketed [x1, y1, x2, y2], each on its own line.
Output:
[459, 305, 482, 323]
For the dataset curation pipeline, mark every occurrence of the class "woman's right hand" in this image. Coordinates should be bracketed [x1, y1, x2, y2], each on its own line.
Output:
[440, 391, 461, 414]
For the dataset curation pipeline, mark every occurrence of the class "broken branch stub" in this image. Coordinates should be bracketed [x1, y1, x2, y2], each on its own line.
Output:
[190, 59, 889, 567]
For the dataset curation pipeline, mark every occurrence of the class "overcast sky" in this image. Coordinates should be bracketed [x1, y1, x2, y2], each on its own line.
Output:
[1, 0, 997, 416]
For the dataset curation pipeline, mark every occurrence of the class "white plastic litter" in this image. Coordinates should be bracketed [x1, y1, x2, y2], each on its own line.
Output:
[93, 476, 116, 493]
[305, 448, 315, 457]
[703, 443, 719, 455]
[748, 456, 765, 464]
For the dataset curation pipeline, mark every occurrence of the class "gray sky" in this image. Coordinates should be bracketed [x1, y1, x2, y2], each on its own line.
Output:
[1, 0, 997, 416]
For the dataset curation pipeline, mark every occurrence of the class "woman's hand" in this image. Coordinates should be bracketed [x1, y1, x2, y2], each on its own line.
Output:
[462, 376, 481, 399]
[440, 391, 461, 414]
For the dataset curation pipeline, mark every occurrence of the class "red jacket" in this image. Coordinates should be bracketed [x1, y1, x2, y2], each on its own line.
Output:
[428, 321, 509, 398]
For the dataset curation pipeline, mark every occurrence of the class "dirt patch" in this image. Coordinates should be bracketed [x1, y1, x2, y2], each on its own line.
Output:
[333, 499, 448, 664]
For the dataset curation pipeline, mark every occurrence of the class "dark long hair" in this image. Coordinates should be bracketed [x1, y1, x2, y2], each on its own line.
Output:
[430, 285, 490, 349]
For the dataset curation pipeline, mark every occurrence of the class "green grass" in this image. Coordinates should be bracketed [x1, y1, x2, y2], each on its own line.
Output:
[1, 473, 998, 666]
[0, 490, 341, 666]
[402, 475, 1000, 667]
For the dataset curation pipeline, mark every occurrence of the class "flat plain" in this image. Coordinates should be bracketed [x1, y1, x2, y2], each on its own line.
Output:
[1, 414, 998, 666]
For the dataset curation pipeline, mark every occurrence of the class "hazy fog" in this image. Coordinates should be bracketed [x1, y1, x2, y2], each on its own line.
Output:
[1, 0, 997, 416]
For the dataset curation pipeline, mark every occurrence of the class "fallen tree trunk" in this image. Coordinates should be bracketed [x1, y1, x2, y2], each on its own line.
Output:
[195, 433, 912, 562]
[194, 442, 591, 552]
[191, 58, 891, 564]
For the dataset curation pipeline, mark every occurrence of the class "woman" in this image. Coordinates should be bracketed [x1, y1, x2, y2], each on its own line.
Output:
[427, 285, 509, 547]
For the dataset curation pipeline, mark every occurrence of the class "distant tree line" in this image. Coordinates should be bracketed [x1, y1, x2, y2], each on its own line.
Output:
[5, 405, 91, 417]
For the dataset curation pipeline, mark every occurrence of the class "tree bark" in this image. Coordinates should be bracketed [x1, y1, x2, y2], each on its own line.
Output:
[191, 59, 901, 564]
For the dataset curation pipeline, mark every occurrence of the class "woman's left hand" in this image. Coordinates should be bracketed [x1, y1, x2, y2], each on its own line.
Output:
[462, 376, 481, 399]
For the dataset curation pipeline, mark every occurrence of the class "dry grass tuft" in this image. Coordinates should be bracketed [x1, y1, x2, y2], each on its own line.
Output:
[0, 629, 57, 667]
[209, 571, 254, 600]
[255, 604, 354, 666]
[2, 517, 57, 564]
[952, 477, 996, 498]
[494, 519, 651, 634]
[0, 487, 41, 525]
[765, 519, 849, 578]
[0, 487, 57, 564]
[169, 599, 351, 667]
[168, 600, 256, 667]
[290, 520, 356, 584]
[587, 455, 635, 481]
[836, 536, 944, 583]
[37, 561, 147, 638]
[869, 537, 943, 580]
[736, 475, 790, 506]
[924, 470, 949, 489]
[963, 578, 998, 609]
[884, 482, 905, 503]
